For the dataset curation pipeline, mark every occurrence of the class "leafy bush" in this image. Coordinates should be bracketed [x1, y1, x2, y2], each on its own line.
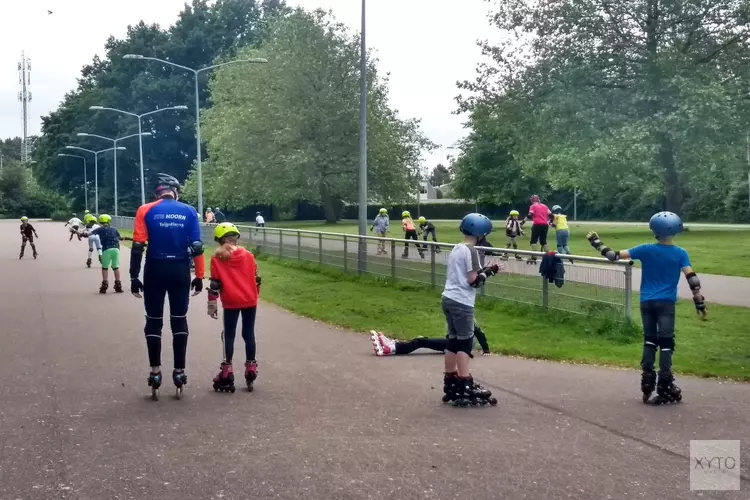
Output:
[50, 210, 71, 221]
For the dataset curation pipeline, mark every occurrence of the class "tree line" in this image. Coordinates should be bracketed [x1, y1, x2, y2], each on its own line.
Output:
[451, 0, 750, 221]
[27, 0, 433, 222]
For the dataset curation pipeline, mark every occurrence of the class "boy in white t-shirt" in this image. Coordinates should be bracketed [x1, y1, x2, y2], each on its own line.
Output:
[255, 211, 265, 233]
[441, 213, 504, 407]
[65, 214, 83, 241]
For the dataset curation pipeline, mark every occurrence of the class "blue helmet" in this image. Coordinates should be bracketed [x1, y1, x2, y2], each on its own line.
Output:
[649, 211, 683, 238]
[459, 213, 493, 237]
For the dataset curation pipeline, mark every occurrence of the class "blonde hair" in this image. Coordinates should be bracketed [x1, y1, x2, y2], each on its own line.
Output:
[214, 235, 240, 261]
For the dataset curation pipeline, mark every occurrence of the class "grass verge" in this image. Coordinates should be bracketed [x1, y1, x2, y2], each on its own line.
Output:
[253, 254, 750, 381]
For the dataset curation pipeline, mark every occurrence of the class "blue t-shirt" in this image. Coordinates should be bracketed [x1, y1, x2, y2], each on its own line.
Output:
[629, 244, 690, 303]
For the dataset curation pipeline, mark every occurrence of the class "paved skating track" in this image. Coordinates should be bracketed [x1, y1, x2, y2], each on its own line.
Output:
[0, 221, 746, 499]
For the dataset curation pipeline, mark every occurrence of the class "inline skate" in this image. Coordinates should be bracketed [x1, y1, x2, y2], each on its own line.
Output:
[641, 370, 656, 403]
[148, 371, 162, 401]
[113, 280, 124, 293]
[86, 257, 92, 268]
[173, 370, 188, 399]
[99, 280, 108, 294]
[213, 363, 235, 393]
[647, 372, 682, 405]
[244, 360, 258, 392]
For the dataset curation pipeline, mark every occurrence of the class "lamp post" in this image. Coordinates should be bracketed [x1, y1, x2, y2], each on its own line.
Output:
[123, 53, 268, 217]
[89, 105, 187, 205]
[57, 153, 88, 210]
[77, 132, 151, 216]
[64, 146, 125, 214]
[357, 0, 368, 272]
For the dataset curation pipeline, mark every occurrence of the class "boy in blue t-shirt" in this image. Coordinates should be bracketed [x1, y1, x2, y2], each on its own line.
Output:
[585, 212, 707, 405]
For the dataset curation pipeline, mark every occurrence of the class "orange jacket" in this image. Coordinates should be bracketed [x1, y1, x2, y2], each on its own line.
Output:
[210, 247, 259, 309]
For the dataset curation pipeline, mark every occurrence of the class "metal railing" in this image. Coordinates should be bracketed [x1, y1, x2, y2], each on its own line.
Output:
[112, 216, 634, 320]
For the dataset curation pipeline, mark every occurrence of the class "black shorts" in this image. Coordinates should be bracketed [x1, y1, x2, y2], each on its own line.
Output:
[530, 224, 549, 245]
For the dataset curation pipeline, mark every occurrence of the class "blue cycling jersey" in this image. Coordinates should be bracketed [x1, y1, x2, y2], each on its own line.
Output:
[133, 198, 201, 261]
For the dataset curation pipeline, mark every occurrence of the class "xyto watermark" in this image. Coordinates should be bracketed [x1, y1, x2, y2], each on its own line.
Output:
[690, 440, 741, 491]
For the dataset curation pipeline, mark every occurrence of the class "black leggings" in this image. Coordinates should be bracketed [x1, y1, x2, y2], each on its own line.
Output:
[404, 229, 420, 250]
[395, 337, 448, 355]
[222, 307, 257, 364]
[143, 260, 191, 369]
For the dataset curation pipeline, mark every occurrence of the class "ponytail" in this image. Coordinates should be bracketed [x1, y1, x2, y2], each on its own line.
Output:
[214, 235, 239, 261]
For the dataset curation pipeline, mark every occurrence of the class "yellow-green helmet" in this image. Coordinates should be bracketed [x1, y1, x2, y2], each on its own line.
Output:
[379, 208, 387, 215]
[418, 216, 426, 224]
[214, 222, 241, 242]
[509, 210, 519, 217]
[84, 209, 90, 214]
[402, 210, 411, 218]
[20, 216, 28, 222]
[98, 214, 112, 224]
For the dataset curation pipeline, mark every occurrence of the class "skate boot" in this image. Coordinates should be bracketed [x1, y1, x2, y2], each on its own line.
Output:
[113, 280, 124, 293]
[33, 250, 37, 259]
[244, 361, 258, 392]
[99, 280, 109, 294]
[648, 372, 682, 405]
[370, 330, 384, 356]
[147, 371, 162, 401]
[86, 257, 92, 268]
[442, 372, 460, 403]
[212, 363, 235, 393]
[401, 250, 408, 259]
[465, 375, 498, 406]
[173, 369, 188, 399]
[19, 250, 24, 260]
[640, 370, 656, 403]
[374, 331, 396, 356]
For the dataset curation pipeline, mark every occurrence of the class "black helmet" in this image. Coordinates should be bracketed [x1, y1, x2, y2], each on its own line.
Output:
[154, 173, 181, 198]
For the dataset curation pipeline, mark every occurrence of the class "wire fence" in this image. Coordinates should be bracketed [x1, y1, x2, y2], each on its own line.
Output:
[112, 217, 634, 320]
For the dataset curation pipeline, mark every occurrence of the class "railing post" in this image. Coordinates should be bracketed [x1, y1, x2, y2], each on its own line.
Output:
[297, 230, 301, 260]
[624, 264, 633, 320]
[430, 243, 436, 289]
[279, 231, 283, 258]
[390, 239, 396, 283]
[343, 235, 348, 272]
[318, 233, 323, 266]
[542, 276, 549, 309]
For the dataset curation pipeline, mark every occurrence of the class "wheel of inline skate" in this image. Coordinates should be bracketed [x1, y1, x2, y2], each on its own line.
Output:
[674, 393, 682, 402]
[175, 386, 183, 400]
[246, 381, 254, 392]
[642, 393, 651, 404]
[488, 398, 498, 406]
[151, 387, 159, 401]
[441, 394, 451, 403]
[229, 386, 236, 393]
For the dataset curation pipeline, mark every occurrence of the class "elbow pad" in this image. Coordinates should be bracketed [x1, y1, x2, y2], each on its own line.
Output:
[189, 241, 204, 256]
[598, 246, 620, 261]
[686, 272, 701, 293]
[209, 279, 221, 292]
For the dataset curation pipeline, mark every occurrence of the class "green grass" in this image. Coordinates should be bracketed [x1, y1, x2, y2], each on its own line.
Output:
[258, 220, 750, 278]
[251, 253, 750, 380]
[118, 227, 750, 379]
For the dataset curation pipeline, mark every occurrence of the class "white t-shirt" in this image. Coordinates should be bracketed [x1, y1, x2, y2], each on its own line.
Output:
[442, 243, 482, 307]
[256, 215, 265, 224]
[68, 217, 82, 227]
[88, 223, 101, 235]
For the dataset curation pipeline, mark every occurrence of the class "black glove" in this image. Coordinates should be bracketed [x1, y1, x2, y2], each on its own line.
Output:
[255, 275, 262, 290]
[131, 278, 144, 298]
[693, 294, 707, 320]
[191, 277, 203, 296]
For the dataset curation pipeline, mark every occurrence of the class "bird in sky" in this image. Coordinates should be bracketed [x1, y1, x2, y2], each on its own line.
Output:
[48, 10, 53, 15]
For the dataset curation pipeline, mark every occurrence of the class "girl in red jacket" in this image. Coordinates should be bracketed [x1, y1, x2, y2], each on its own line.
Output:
[208, 223, 261, 393]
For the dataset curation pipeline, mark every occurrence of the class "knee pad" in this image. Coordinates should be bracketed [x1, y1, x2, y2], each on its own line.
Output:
[170, 315, 189, 336]
[644, 336, 658, 350]
[447, 337, 473, 355]
[144, 316, 163, 337]
[658, 337, 675, 351]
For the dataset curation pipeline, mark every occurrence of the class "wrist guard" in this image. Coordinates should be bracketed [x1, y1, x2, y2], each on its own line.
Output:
[469, 266, 498, 288]
[587, 234, 619, 261]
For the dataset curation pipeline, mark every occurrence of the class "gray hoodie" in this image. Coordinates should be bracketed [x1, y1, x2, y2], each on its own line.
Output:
[371, 214, 390, 233]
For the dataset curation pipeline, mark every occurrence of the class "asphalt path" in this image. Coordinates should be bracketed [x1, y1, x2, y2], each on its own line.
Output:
[0, 221, 747, 499]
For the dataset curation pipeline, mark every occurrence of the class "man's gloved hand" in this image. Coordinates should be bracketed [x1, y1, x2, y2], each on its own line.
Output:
[191, 277, 203, 296]
[693, 294, 708, 321]
[586, 231, 599, 242]
[255, 275, 262, 291]
[482, 350, 492, 356]
[207, 299, 218, 319]
[131, 278, 144, 298]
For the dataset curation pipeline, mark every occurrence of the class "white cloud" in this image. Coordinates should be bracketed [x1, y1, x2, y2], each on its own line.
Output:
[0, 0, 497, 170]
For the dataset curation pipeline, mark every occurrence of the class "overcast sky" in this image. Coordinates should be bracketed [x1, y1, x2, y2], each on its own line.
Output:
[0, 0, 497, 169]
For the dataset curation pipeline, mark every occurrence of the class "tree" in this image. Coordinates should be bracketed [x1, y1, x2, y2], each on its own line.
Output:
[32, 0, 286, 215]
[195, 8, 434, 222]
[0, 137, 23, 163]
[429, 163, 452, 186]
[0, 159, 69, 217]
[460, 0, 750, 216]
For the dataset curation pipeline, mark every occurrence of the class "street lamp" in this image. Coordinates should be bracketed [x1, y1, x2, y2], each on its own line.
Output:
[89, 105, 187, 205]
[65, 146, 126, 214]
[57, 153, 89, 210]
[77, 132, 151, 216]
[123, 53, 268, 217]
[357, 0, 368, 272]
